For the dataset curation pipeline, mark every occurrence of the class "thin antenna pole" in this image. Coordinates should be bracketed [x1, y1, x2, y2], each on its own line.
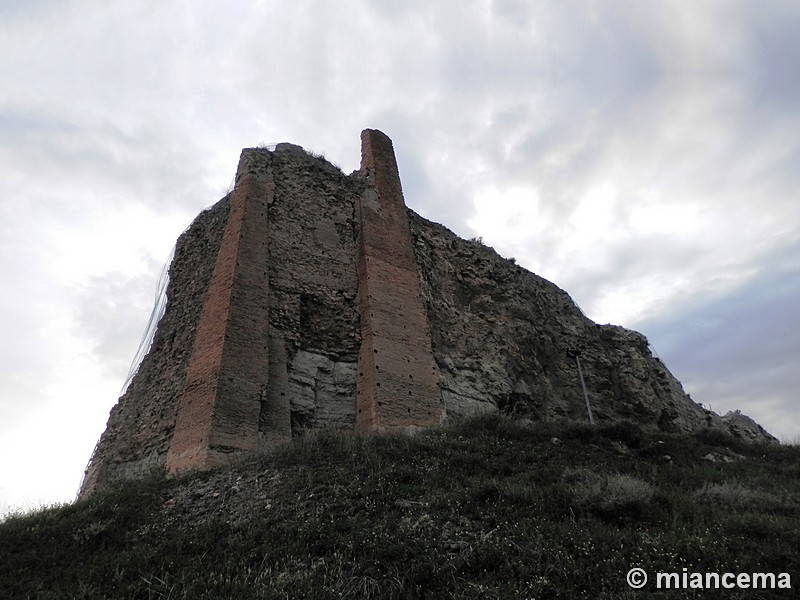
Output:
[571, 351, 594, 425]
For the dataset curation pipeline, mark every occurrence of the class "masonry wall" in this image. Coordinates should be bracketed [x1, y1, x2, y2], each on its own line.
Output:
[166, 151, 273, 473]
[408, 211, 713, 432]
[265, 144, 362, 430]
[80, 129, 776, 497]
[355, 130, 443, 429]
[81, 199, 231, 494]
[80, 143, 369, 496]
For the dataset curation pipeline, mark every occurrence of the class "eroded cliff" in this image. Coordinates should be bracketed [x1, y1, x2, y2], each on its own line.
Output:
[410, 213, 773, 443]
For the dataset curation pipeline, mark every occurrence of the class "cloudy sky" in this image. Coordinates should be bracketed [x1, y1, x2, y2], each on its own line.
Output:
[1, 0, 798, 515]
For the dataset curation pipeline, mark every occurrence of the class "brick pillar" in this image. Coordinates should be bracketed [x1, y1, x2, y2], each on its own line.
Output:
[356, 129, 443, 429]
[166, 152, 273, 473]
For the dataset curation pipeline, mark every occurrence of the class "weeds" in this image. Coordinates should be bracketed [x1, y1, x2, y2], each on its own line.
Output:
[695, 482, 795, 512]
[1, 414, 798, 599]
[563, 468, 655, 521]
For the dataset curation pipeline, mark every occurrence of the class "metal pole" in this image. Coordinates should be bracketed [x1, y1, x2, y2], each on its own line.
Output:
[575, 355, 594, 425]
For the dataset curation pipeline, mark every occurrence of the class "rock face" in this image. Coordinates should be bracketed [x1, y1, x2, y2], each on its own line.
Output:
[411, 216, 774, 445]
[80, 130, 776, 497]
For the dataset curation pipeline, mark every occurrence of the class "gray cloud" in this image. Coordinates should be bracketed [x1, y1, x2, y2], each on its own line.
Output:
[741, 2, 800, 111]
[638, 244, 800, 440]
[70, 266, 165, 383]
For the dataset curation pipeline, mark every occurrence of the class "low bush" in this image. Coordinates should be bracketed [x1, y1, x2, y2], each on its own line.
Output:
[695, 482, 795, 513]
[564, 467, 655, 521]
[692, 426, 738, 448]
[598, 420, 644, 448]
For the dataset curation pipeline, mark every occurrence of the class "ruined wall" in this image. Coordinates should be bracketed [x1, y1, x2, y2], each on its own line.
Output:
[82, 145, 367, 493]
[81, 199, 230, 493]
[355, 130, 443, 429]
[166, 151, 273, 473]
[81, 128, 775, 497]
[265, 144, 363, 430]
[408, 212, 773, 438]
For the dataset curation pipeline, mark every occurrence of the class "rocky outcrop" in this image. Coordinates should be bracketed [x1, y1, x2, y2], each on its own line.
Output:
[409, 214, 777, 442]
[717, 410, 777, 443]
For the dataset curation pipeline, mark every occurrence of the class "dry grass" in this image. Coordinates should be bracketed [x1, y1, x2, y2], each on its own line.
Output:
[1, 414, 798, 599]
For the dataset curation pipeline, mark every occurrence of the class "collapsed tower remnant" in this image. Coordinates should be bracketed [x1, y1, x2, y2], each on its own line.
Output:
[165, 151, 274, 473]
[355, 130, 443, 430]
[163, 129, 441, 475]
[80, 129, 775, 497]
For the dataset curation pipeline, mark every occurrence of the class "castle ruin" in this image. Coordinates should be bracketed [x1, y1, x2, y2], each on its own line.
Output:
[80, 129, 774, 497]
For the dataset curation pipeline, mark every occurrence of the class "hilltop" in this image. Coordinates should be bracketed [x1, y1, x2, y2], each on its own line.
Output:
[2, 415, 797, 599]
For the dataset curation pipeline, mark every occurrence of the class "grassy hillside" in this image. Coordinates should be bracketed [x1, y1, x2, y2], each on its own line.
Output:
[1, 415, 798, 599]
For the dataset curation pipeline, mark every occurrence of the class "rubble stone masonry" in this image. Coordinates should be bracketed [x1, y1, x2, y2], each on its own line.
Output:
[80, 199, 231, 495]
[80, 129, 775, 497]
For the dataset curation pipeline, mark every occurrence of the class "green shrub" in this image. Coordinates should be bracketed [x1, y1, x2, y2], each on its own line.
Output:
[695, 482, 794, 512]
[598, 420, 644, 448]
[564, 467, 655, 521]
[693, 426, 737, 447]
[447, 410, 505, 433]
[558, 421, 600, 443]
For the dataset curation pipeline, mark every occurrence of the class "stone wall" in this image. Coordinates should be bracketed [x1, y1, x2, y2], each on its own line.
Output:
[80, 129, 776, 497]
[81, 143, 369, 494]
[81, 198, 230, 494]
[265, 143, 363, 430]
[408, 212, 775, 441]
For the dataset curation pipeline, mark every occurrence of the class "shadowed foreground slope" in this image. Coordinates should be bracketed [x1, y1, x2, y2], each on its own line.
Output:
[2, 415, 798, 599]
